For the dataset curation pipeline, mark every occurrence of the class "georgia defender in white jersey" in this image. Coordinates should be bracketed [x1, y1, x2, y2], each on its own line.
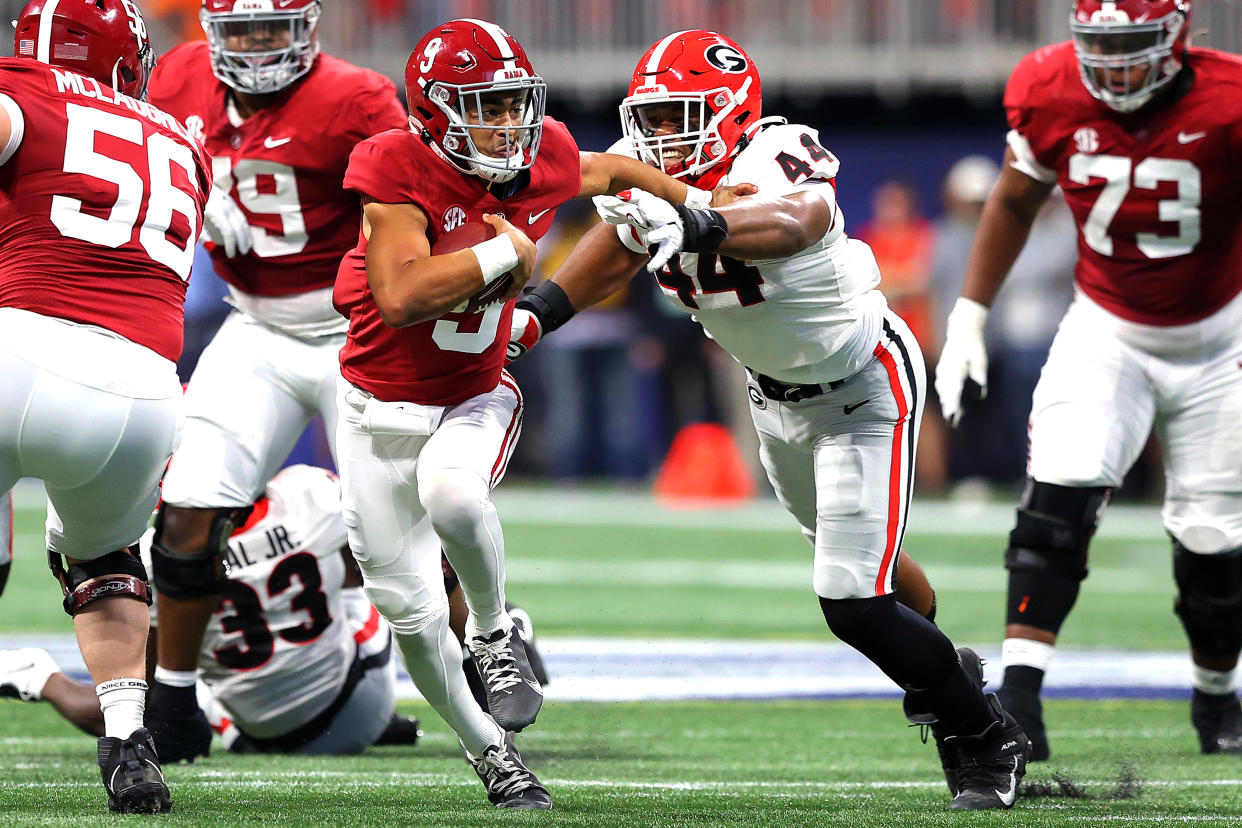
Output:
[507, 31, 1030, 811]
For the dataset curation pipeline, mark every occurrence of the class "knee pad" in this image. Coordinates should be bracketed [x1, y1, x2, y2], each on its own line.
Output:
[149, 505, 232, 600]
[363, 574, 447, 637]
[49, 545, 151, 616]
[419, 470, 490, 541]
[1173, 540, 1242, 658]
[1004, 481, 1110, 582]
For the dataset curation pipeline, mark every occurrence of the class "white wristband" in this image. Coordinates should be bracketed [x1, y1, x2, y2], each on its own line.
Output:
[947, 297, 989, 337]
[470, 234, 520, 286]
[684, 185, 712, 210]
[154, 666, 198, 688]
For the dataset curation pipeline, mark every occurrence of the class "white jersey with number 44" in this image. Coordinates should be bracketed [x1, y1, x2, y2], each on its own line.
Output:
[607, 122, 887, 385]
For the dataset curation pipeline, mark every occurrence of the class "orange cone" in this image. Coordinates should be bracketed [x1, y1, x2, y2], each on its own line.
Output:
[654, 423, 757, 506]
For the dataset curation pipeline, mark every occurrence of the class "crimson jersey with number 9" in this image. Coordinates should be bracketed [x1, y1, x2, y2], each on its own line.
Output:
[0, 59, 211, 362]
[147, 42, 407, 300]
[1005, 42, 1242, 326]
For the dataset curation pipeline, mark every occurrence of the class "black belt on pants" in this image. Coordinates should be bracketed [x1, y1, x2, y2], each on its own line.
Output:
[750, 370, 850, 403]
[231, 633, 393, 754]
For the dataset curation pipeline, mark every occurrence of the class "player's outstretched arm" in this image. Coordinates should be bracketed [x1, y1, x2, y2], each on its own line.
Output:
[707, 191, 833, 260]
[577, 151, 701, 205]
[362, 200, 536, 327]
[507, 223, 646, 361]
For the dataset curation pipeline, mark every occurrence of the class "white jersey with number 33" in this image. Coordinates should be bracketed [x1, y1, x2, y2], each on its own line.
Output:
[149, 465, 354, 738]
[608, 122, 887, 385]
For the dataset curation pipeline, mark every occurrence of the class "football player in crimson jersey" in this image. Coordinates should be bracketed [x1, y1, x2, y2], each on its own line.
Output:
[935, 0, 1242, 762]
[333, 18, 734, 811]
[141, 0, 408, 765]
[507, 31, 1030, 811]
[0, 0, 210, 813]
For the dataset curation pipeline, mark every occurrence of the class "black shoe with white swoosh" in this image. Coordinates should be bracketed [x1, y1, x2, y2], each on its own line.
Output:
[467, 625, 544, 732]
[946, 694, 1030, 811]
[97, 727, 171, 814]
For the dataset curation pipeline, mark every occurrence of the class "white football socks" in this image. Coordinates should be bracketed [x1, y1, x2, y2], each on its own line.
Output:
[96, 678, 147, 740]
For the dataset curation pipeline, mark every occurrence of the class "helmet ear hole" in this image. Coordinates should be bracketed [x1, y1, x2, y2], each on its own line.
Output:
[95, 0, 106, 9]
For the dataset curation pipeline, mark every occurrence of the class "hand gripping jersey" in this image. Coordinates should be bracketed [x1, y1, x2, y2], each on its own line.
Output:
[610, 122, 884, 385]
[147, 43, 407, 335]
[148, 465, 355, 738]
[1005, 43, 1242, 326]
[335, 117, 581, 405]
[0, 60, 211, 362]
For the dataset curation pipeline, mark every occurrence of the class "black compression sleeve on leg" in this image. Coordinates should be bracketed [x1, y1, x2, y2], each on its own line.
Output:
[820, 594, 997, 736]
[1005, 570, 1082, 632]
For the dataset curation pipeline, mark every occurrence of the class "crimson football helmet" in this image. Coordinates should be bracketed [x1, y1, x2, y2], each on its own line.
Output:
[405, 19, 547, 184]
[13, 0, 156, 99]
[1070, 0, 1191, 112]
[620, 31, 763, 191]
[200, 0, 321, 95]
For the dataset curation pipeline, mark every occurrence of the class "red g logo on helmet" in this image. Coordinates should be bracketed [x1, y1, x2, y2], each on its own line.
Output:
[405, 19, 547, 184]
[14, 0, 156, 99]
[620, 31, 763, 191]
[1070, 0, 1191, 112]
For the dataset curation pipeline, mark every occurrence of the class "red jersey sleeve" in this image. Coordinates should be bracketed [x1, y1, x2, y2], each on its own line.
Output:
[536, 117, 582, 203]
[347, 75, 408, 143]
[344, 130, 433, 216]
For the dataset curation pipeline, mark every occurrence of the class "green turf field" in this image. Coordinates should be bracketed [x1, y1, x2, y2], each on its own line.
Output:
[1, 492, 1180, 647]
[3, 488, 1226, 823]
[3, 699, 1242, 825]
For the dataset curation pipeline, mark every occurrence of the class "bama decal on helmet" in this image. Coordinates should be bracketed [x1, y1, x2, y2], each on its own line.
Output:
[705, 44, 748, 73]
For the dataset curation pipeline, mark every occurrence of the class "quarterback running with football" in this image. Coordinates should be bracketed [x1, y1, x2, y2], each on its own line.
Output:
[0, 0, 210, 812]
[334, 18, 728, 810]
[936, 0, 1242, 762]
[141, 0, 408, 764]
[507, 31, 1031, 811]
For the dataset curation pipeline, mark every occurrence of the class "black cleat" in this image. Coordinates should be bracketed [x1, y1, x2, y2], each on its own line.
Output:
[997, 681, 1049, 761]
[903, 647, 986, 795]
[466, 625, 543, 732]
[507, 603, 550, 687]
[946, 695, 1030, 811]
[97, 728, 171, 814]
[1191, 689, 1242, 755]
[465, 731, 553, 810]
[374, 713, 422, 747]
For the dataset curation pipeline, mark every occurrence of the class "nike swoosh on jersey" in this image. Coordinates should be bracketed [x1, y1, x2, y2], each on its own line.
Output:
[1177, 131, 1207, 144]
[527, 209, 551, 224]
[843, 399, 870, 415]
[264, 136, 293, 149]
[994, 757, 1019, 807]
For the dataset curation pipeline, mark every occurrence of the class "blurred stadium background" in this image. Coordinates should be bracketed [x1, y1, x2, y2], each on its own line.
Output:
[6, 2, 1242, 820]
[6, 0, 1240, 497]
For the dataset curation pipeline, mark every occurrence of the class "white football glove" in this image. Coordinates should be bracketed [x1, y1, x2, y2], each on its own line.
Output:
[200, 186, 252, 258]
[934, 297, 990, 427]
[596, 189, 685, 273]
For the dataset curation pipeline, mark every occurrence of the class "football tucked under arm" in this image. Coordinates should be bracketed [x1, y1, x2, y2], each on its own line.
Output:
[430, 221, 518, 315]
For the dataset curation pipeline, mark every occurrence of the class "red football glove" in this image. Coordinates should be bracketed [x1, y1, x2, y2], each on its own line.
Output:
[506, 308, 543, 362]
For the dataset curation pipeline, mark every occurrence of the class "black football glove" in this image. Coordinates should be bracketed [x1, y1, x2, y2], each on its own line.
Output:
[145, 679, 211, 763]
